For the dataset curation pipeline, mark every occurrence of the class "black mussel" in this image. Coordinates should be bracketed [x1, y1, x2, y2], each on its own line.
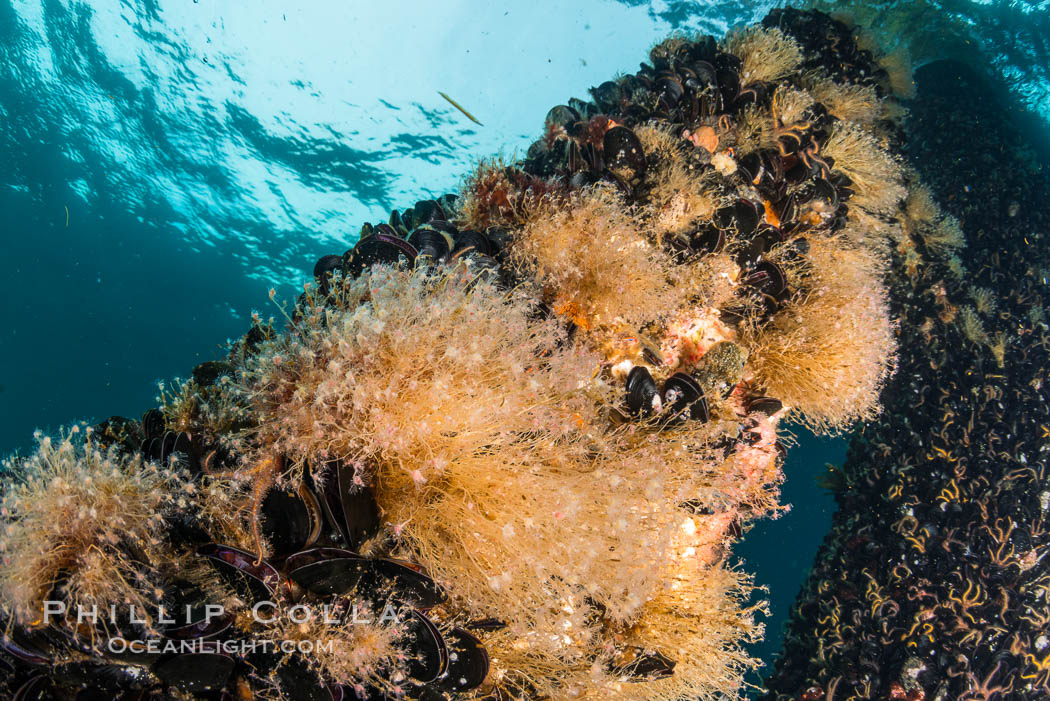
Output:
[589, 80, 622, 113]
[365, 559, 446, 609]
[612, 649, 676, 681]
[545, 105, 580, 134]
[313, 254, 344, 293]
[389, 208, 408, 236]
[408, 227, 453, 263]
[753, 225, 783, 252]
[316, 459, 380, 550]
[286, 547, 369, 596]
[162, 601, 234, 641]
[428, 219, 459, 238]
[662, 373, 709, 422]
[12, 676, 49, 701]
[603, 126, 647, 182]
[690, 225, 726, 256]
[693, 60, 719, 87]
[344, 233, 418, 277]
[143, 430, 198, 472]
[743, 260, 787, 297]
[737, 152, 763, 186]
[626, 366, 661, 417]
[152, 653, 234, 693]
[199, 544, 282, 603]
[289, 554, 371, 596]
[810, 178, 839, 209]
[716, 68, 740, 107]
[192, 361, 234, 387]
[581, 142, 603, 173]
[732, 200, 760, 237]
[141, 408, 166, 440]
[268, 654, 343, 701]
[747, 396, 784, 416]
[783, 156, 810, 185]
[567, 139, 583, 173]
[260, 486, 323, 558]
[777, 194, 799, 229]
[657, 74, 684, 111]
[437, 193, 457, 216]
[2, 630, 51, 666]
[776, 131, 803, 156]
[435, 628, 489, 692]
[92, 416, 144, 454]
[412, 200, 447, 225]
[734, 236, 766, 269]
[735, 80, 770, 107]
[451, 230, 494, 258]
[402, 611, 448, 683]
[760, 149, 784, 185]
[828, 171, 852, 190]
[461, 254, 504, 289]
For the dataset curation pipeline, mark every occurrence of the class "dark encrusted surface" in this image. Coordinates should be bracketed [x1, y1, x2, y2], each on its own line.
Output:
[764, 60, 1050, 700]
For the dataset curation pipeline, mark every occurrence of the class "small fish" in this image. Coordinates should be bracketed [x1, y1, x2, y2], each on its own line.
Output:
[438, 91, 483, 126]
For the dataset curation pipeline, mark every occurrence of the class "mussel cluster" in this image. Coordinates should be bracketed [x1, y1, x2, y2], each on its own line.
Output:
[764, 29, 1050, 701]
[4, 410, 491, 700]
[0, 8, 908, 701]
[335, 196, 502, 287]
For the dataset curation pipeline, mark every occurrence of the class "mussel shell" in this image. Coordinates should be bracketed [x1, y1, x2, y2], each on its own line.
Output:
[734, 236, 766, 269]
[612, 649, 676, 681]
[270, 654, 343, 701]
[389, 209, 408, 236]
[192, 361, 234, 387]
[544, 105, 580, 133]
[198, 544, 282, 603]
[403, 611, 448, 683]
[737, 152, 763, 185]
[260, 486, 323, 558]
[286, 549, 369, 596]
[656, 75, 684, 110]
[12, 676, 49, 701]
[343, 234, 418, 277]
[317, 459, 380, 550]
[743, 260, 787, 297]
[715, 200, 759, 238]
[602, 126, 647, 182]
[625, 366, 660, 417]
[408, 227, 453, 262]
[810, 178, 839, 209]
[451, 230, 494, 258]
[92, 416, 144, 454]
[589, 80, 622, 113]
[690, 225, 726, 256]
[365, 559, 446, 609]
[747, 396, 784, 416]
[783, 158, 810, 185]
[662, 373, 709, 422]
[436, 628, 490, 691]
[313, 254, 344, 294]
[1, 631, 50, 666]
[152, 653, 234, 693]
[141, 408, 166, 440]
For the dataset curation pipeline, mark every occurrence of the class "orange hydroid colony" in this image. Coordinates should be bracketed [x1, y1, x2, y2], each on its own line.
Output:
[0, 11, 914, 700]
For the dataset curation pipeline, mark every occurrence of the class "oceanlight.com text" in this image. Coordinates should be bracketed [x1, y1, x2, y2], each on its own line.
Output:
[107, 638, 335, 656]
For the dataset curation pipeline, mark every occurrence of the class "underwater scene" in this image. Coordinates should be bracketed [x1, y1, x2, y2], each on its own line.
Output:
[1, 0, 1049, 699]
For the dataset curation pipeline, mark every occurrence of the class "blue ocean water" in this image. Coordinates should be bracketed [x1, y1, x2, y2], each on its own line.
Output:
[1, 0, 1047, 684]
